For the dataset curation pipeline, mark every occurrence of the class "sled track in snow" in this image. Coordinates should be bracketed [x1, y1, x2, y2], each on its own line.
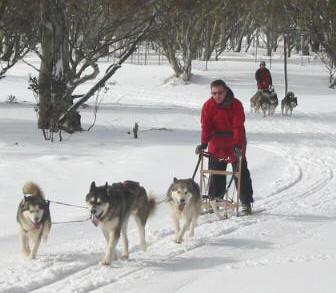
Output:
[24, 217, 257, 292]
[3, 111, 336, 293]
[3, 206, 265, 293]
[253, 110, 336, 213]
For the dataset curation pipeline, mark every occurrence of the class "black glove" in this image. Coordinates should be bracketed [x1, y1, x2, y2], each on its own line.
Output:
[195, 143, 207, 154]
[234, 147, 242, 158]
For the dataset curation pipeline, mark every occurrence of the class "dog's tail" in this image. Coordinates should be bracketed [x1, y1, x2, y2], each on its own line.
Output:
[147, 192, 157, 218]
[23, 182, 45, 199]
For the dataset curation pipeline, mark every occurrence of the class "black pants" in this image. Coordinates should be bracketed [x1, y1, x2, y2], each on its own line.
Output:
[208, 157, 253, 204]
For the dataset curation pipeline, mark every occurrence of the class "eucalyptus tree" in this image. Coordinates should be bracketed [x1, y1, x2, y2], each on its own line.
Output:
[228, 1, 256, 53]
[154, 0, 225, 81]
[0, 0, 38, 79]
[35, 0, 155, 140]
[283, 0, 336, 87]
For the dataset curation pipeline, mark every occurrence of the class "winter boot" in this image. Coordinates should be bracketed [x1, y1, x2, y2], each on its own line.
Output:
[240, 202, 252, 215]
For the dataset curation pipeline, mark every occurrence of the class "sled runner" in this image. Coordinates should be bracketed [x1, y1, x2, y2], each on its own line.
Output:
[197, 151, 242, 219]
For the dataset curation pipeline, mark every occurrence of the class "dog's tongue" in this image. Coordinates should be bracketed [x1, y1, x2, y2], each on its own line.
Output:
[34, 223, 41, 229]
[91, 216, 100, 227]
[178, 203, 185, 211]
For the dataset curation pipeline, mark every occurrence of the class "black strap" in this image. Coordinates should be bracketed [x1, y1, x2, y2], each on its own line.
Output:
[192, 154, 202, 181]
[213, 131, 233, 136]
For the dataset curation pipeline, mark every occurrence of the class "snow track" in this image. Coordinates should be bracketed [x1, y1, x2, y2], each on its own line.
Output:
[2, 109, 336, 293]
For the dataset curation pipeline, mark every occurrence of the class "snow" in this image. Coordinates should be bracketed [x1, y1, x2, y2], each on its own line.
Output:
[0, 54, 336, 293]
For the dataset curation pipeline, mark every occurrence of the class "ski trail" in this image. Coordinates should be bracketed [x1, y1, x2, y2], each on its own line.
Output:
[26, 213, 258, 292]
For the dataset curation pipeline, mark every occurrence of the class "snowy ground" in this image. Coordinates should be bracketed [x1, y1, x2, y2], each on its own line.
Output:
[0, 54, 335, 293]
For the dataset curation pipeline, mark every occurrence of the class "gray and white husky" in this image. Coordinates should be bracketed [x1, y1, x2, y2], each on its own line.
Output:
[17, 182, 51, 259]
[281, 91, 298, 116]
[86, 181, 156, 265]
[166, 178, 201, 243]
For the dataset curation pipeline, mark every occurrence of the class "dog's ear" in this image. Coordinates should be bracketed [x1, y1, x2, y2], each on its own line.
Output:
[90, 181, 96, 191]
[173, 177, 178, 183]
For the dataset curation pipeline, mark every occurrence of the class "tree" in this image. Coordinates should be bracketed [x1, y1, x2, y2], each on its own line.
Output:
[284, 0, 336, 67]
[154, 0, 225, 82]
[0, 0, 38, 79]
[33, 0, 155, 140]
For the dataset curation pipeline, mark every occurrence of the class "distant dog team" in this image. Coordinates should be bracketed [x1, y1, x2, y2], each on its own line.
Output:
[251, 89, 297, 116]
[250, 88, 278, 117]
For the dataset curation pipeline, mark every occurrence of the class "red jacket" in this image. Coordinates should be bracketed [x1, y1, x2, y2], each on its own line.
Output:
[201, 89, 247, 162]
[255, 68, 272, 89]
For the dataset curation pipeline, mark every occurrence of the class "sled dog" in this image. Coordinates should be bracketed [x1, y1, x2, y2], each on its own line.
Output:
[259, 94, 271, 117]
[269, 91, 278, 115]
[281, 91, 298, 116]
[166, 178, 201, 243]
[86, 181, 156, 265]
[17, 182, 51, 259]
[250, 90, 263, 113]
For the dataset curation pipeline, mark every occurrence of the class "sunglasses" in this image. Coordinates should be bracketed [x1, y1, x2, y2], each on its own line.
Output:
[211, 91, 225, 96]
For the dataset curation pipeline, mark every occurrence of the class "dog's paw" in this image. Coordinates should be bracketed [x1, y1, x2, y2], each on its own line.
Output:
[140, 243, 147, 252]
[29, 254, 36, 260]
[100, 257, 111, 266]
[22, 249, 31, 256]
[175, 238, 183, 244]
[111, 253, 118, 261]
[121, 254, 129, 260]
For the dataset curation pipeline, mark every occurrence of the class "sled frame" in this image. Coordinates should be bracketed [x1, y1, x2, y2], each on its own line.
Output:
[199, 152, 242, 218]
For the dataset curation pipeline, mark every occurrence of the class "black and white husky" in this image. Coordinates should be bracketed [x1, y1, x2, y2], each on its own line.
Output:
[17, 182, 51, 259]
[281, 91, 298, 116]
[86, 181, 156, 265]
[166, 178, 201, 243]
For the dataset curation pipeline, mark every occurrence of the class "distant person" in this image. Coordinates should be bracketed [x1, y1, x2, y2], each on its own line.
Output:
[255, 61, 272, 92]
[195, 79, 254, 215]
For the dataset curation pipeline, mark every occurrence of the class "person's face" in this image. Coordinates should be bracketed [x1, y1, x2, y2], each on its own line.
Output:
[260, 64, 265, 68]
[211, 85, 227, 104]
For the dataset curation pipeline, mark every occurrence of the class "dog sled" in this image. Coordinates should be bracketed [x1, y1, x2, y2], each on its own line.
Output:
[193, 151, 243, 219]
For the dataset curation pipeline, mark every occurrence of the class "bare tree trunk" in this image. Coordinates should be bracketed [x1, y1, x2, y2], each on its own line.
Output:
[301, 34, 310, 55]
[38, 0, 80, 135]
[182, 50, 192, 81]
[266, 31, 272, 57]
[161, 40, 182, 77]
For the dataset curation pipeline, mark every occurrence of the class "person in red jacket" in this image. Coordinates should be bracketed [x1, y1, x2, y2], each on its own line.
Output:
[255, 61, 272, 91]
[195, 79, 253, 214]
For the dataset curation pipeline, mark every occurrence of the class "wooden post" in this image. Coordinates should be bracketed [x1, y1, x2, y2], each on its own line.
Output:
[144, 42, 148, 65]
[236, 156, 242, 216]
[284, 34, 288, 95]
[133, 122, 139, 139]
[255, 30, 258, 63]
[199, 154, 204, 198]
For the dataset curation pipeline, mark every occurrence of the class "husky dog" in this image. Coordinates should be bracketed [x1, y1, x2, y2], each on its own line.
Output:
[269, 92, 278, 115]
[250, 90, 263, 113]
[17, 182, 51, 259]
[86, 181, 156, 265]
[166, 178, 201, 243]
[259, 94, 271, 117]
[281, 91, 298, 116]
